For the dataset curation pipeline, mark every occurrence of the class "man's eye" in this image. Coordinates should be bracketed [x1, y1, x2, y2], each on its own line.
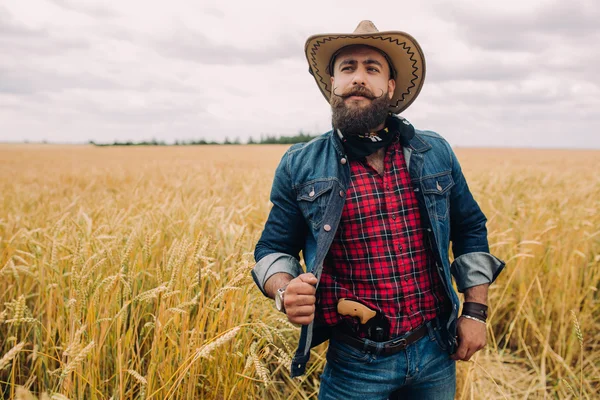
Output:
[341, 66, 352, 71]
[368, 67, 379, 72]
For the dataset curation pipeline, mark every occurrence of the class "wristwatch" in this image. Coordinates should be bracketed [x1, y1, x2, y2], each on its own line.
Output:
[275, 286, 287, 314]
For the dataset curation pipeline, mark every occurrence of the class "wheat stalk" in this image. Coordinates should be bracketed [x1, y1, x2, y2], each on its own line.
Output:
[61, 340, 95, 379]
[0, 342, 26, 370]
[571, 309, 584, 398]
[195, 326, 240, 360]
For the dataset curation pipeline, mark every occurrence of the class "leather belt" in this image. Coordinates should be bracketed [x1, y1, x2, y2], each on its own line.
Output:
[332, 323, 428, 356]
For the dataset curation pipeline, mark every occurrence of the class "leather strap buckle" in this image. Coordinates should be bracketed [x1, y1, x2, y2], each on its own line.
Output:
[389, 338, 407, 348]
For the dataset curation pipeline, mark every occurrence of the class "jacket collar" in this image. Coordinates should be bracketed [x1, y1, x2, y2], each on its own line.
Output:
[330, 129, 345, 156]
[406, 133, 432, 153]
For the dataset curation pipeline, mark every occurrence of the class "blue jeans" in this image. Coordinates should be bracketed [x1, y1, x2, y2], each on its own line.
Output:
[318, 319, 456, 400]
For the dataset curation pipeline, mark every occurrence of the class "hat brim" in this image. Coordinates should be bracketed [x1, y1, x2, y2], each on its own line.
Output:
[305, 31, 426, 114]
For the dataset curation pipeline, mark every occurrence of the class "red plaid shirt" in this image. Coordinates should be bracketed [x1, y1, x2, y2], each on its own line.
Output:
[316, 136, 450, 338]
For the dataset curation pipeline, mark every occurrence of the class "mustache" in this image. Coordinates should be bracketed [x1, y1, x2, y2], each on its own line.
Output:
[332, 86, 385, 100]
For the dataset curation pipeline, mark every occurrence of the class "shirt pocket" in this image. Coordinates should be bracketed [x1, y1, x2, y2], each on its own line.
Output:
[422, 172, 454, 221]
[296, 180, 335, 230]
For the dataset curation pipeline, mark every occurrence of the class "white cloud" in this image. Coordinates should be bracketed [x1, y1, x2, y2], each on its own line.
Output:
[0, 0, 598, 148]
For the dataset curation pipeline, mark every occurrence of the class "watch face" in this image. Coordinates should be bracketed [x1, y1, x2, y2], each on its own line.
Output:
[275, 291, 283, 311]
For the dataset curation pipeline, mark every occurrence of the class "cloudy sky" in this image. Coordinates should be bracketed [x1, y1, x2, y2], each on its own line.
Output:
[1, 0, 599, 148]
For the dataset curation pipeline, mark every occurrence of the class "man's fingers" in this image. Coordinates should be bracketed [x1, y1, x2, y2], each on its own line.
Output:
[282, 274, 317, 325]
[287, 304, 315, 316]
[288, 314, 314, 325]
[287, 281, 316, 296]
[451, 343, 469, 361]
[454, 342, 484, 361]
[451, 337, 485, 361]
[463, 348, 476, 361]
[465, 341, 485, 361]
[287, 308, 315, 325]
[297, 273, 318, 285]
[293, 305, 315, 317]
[284, 294, 315, 311]
[289, 294, 316, 306]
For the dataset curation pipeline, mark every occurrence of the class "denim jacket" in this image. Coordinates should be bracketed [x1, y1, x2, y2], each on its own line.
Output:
[252, 116, 506, 377]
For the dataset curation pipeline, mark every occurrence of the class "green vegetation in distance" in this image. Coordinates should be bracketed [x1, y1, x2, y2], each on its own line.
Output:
[89, 131, 319, 146]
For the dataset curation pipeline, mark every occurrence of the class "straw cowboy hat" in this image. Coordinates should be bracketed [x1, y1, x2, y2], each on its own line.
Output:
[305, 20, 426, 114]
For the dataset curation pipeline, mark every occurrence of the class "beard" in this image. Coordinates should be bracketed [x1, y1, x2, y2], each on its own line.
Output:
[330, 86, 390, 136]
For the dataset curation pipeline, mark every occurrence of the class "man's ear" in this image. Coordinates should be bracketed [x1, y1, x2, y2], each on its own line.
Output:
[388, 79, 396, 99]
[330, 76, 335, 94]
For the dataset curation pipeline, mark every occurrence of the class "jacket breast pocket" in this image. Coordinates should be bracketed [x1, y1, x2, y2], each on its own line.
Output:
[296, 180, 335, 230]
[422, 172, 454, 221]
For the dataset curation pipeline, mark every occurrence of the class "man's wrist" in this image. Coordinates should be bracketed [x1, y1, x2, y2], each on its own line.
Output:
[463, 283, 489, 304]
[264, 272, 294, 299]
[460, 314, 486, 325]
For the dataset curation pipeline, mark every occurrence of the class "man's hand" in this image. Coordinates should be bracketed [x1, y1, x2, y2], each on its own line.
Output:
[283, 273, 318, 325]
[451, 283, 489, 361]
[451, 316, 486, 361]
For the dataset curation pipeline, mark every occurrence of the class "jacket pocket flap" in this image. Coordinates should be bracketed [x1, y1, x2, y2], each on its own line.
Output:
[296, 180, 335, 202]
[422, 173, 454, 195]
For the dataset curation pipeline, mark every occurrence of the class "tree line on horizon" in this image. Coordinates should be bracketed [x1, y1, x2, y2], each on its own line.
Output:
[89, 131, 319, 146]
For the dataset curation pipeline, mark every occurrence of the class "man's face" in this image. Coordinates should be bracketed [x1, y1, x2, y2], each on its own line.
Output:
[329, 45, 396, 135]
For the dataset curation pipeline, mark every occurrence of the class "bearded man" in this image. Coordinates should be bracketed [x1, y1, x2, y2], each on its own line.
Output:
[251, 21, 505, 399]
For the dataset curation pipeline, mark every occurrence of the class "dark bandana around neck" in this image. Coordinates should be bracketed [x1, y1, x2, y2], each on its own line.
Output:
[337, 115, 415, 160]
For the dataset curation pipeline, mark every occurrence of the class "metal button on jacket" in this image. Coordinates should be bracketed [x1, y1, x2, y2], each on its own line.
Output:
[340, 157, 347, 165]
[323, 224, 332, 231]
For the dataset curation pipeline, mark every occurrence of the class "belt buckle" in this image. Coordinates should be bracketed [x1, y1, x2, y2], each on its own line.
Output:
[390, 338, 407, 348]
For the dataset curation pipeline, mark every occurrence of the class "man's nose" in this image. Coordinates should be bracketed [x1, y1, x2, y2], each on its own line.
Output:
[351, 68, 367, 86]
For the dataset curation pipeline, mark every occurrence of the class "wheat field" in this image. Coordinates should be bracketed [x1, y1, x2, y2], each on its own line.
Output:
[0, 144, 598, 399]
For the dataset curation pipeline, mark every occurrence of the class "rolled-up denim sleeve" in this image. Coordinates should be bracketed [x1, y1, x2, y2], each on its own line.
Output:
[253, 148, 308, 297]
[251, 253, 304, 297]
[450, 252, 506, 292]
[445, 141, 506, 292]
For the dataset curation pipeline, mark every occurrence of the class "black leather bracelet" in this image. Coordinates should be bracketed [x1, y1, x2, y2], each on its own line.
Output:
[462, 302, 488, 322]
